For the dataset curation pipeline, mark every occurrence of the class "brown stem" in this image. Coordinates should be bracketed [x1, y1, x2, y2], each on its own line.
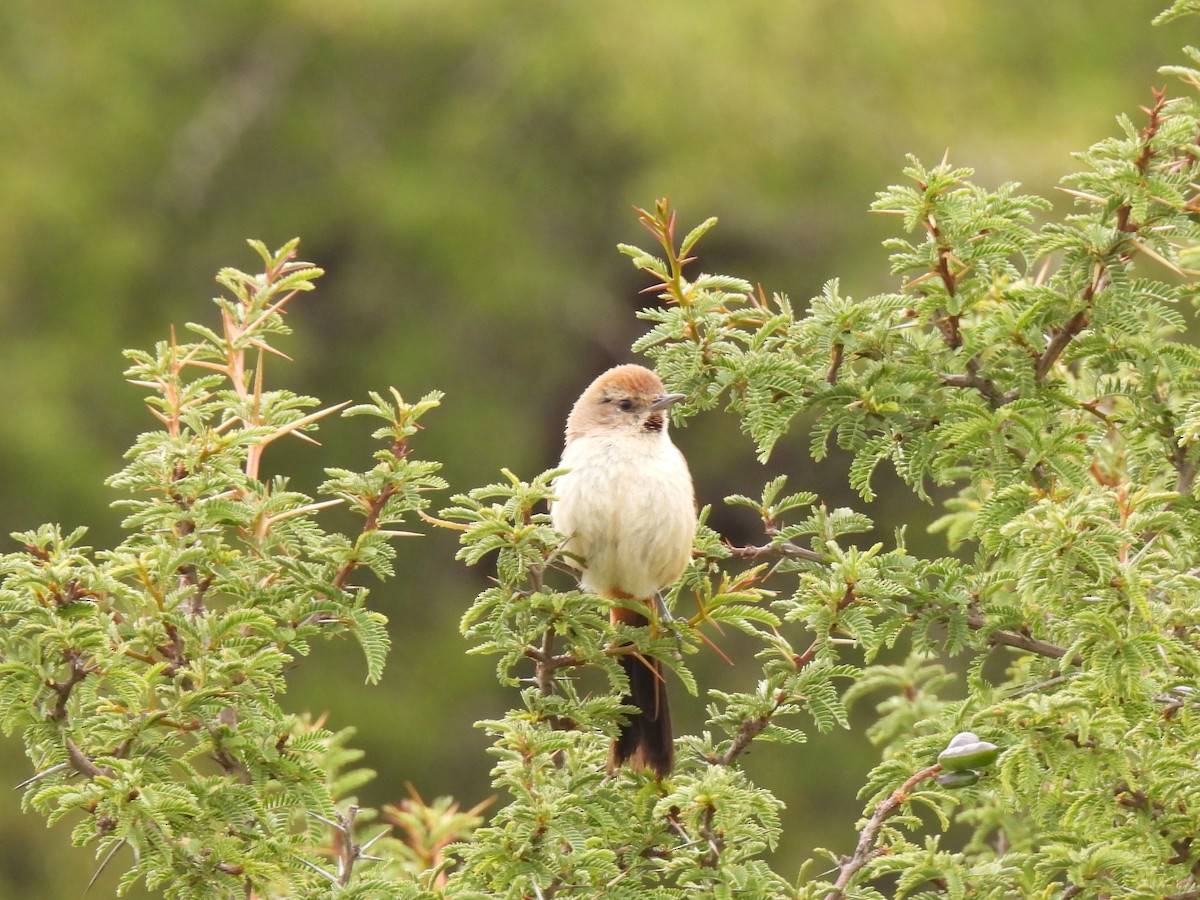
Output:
[334, 486, 401, 590]
[65, 736, 115, 780]
[211, 744, 252, 784]
[535, 628, 557, 697]
[966, 613, 1079, 665]
[1035, 236, 1122, 384]
[23, 541, 52, 562]
[1133, 88, 1168, 176]
[935, 309, 962, 349]
[718, 587, 857, 765]
[726, 540, 824, 563]
[941, 358, 1016, 407]
[728, 537, 1072, 668]
[717, 712, 772, 766]
[158, 620, 192, 681]
[48, 650, 90, 721]
[178, 565, 212, 618]
[698, 804, 723, 868]
[827, 341, 845, 385]
[824, 764, 943, 898]
[1036, 94, 1164, 386]
[1034, 306, 1092, 382]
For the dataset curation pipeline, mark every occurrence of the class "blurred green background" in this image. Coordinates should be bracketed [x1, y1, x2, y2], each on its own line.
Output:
[0, 1, 1186, 895]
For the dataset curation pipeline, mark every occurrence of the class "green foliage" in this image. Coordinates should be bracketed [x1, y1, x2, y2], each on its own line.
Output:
[6, 5, 1200, 899]
[440, 9, 1200, 899]
[0, 241, 452, 897]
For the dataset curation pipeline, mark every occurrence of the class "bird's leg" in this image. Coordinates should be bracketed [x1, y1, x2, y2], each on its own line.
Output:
[654, 590, 676, 623]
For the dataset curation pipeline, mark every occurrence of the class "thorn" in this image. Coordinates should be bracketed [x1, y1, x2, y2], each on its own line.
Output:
[86, 838, 127, 894]
[695, 628, 735, 666]
[307, 810, 340, 829]
[417, 508, 470, 531]
[359, 828, 390, 852]
[247, 338, 294, 362]
[1055, 186, 1106, 204]
[14, 762, 69, 791]
[294, 856, 339, 884]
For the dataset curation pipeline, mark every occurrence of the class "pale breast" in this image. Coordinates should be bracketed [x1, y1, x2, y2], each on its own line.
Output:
[552, 434, 696, 599]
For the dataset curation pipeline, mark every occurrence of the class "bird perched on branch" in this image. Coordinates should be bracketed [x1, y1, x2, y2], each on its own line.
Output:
[551, 364, 696, 777]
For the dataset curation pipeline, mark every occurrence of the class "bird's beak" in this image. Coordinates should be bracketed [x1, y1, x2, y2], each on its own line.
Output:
[649, 393, 687, 412]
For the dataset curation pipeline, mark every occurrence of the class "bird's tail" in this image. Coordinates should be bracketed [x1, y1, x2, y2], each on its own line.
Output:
[609, 609, 673, 778]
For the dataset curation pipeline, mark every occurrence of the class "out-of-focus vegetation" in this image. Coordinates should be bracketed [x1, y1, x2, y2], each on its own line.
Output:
[0, 2, 1184, 895]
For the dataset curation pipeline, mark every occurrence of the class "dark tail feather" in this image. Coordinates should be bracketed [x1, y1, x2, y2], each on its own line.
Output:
[609, 652, 673, 778]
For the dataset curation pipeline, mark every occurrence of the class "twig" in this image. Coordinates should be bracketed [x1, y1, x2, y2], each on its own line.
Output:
[87, 838, 129, 894]
[726, 540, 824, 564]
[716, 587, 857, 765]
[940, 359, 1017, 407]
[329, 433, 416, 592]
[1035, 254, 1112, 384]
[717, 712, 773, 767]
[1034, 305, 1093, 382]
[698, 804, 723, 868]
[64, 737, 115, 780]
[966, 613, 1080, 665]
[535, 627, 557, 697]
[827, 341, 845, 385]
[308, 804, 381, 886]
[728, 535, 1073, 669]
[824, 763, 943, 899]
[49, 650, 91, 721]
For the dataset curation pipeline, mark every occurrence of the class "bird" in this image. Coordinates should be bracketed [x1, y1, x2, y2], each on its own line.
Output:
[551, 364, 696, 777]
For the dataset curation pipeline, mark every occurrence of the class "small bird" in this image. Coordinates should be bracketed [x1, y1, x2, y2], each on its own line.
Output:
[551, 364, 696, 777]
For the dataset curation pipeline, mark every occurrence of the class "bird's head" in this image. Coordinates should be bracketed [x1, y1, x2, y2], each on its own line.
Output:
[565, 364, 686, 442]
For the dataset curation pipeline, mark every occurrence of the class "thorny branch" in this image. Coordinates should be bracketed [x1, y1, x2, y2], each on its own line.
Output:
[967, 613, 1078, 665]
[726, 539, 824, 564]
[728, 537, 1076, 666]
[824, 763, 943, 899]
[940, 359, 1017, 408]
[1034, 302, 1095, 382]
[712, 585, 858, 765]
[698, 804, 724, 868]
[48, 649, 91, 721]
[303, 805, 386, 887]
[65, 736, 115, 780]
[1035, 90, 1168, 385]
[715, 704, 777, 767]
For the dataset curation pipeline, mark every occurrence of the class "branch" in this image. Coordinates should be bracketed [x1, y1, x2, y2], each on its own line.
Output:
[534, 627, 558, 697]
[1035, 262, 1108, 383]
[941, 358, 1017, 407]
[1034, 95, 1164, 387]
[716, 587, 857, 765]
[48, 650, 90, 721]
[826, 341, 845, 385]
[698, 803, 724, 868]
[726, 539, 825, 563]
[1034, 306, 1092, 382]
[966, 613, 1080, 665]
[724, 540, 1073, 669]
[716, 711, 772, 767]
[308, 804, 384, 887]
[332, 433, 416, 591]
[65, 736, 115, 780]
[824, 763, 943, 898]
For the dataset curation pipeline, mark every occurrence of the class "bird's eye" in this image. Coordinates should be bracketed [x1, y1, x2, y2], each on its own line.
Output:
[617, 399, 634, 412]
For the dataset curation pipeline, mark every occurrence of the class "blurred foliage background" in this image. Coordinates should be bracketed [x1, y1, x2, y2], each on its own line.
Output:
[0, 1, 1187, 895]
